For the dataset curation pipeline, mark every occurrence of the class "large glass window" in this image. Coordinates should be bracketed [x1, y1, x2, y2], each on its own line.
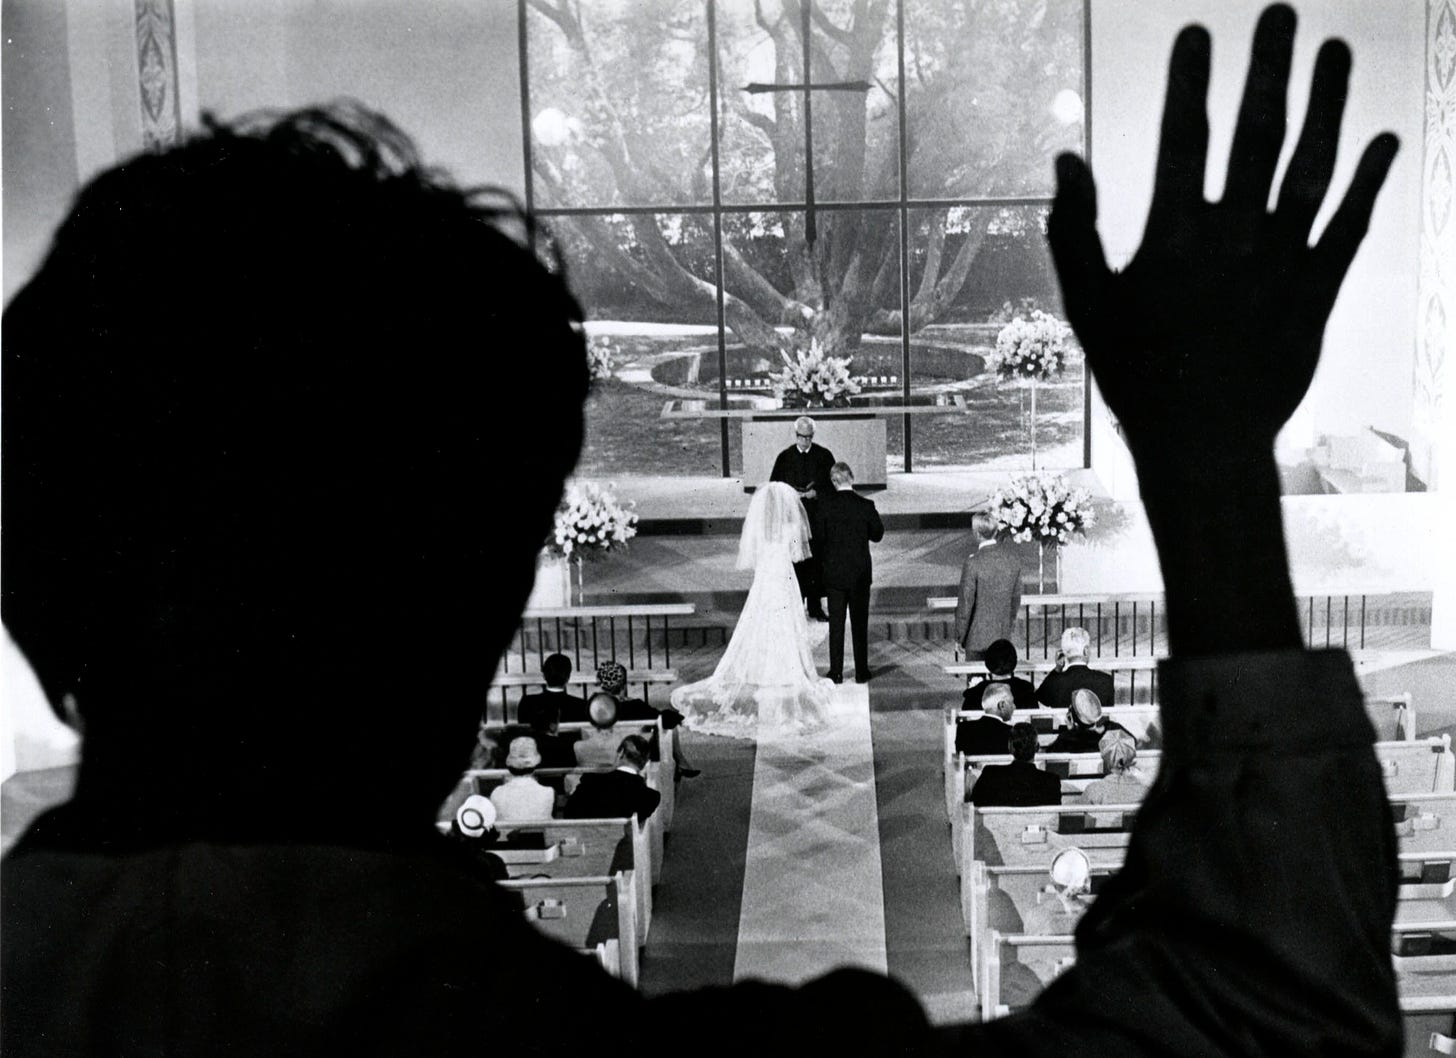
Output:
[523, 0, 1087, 477]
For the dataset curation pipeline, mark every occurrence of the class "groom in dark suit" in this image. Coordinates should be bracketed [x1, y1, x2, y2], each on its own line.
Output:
[813, 462, 884, 683]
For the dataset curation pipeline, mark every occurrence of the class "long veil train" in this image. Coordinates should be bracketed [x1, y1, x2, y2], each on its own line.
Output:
[670, 482, 835, 738]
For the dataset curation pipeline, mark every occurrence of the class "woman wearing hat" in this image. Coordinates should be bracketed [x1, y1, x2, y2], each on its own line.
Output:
[489, 736, 556, 821]
[596, 661, 700, 780]
[1078, 730, 1149, 806]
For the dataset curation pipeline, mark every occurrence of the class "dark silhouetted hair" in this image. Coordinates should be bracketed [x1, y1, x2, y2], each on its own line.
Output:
[2, 103, 589, 843]
[1009, 722, 1040, 762]
[984, 638, 1018, 676]
[618, 734, 650, 770]
[541, 653, 572, 688]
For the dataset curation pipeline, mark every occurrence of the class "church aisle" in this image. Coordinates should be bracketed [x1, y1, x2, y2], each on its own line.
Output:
[733, 684, 888, 983]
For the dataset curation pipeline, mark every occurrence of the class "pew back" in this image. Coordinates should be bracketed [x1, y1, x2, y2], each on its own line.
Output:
[981, 934, 1077, 1021]
[499, 874, 639, 987]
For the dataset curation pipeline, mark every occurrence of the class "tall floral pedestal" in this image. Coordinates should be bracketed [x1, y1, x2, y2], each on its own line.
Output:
[527, 555, 585, 609]
[1036, 542, 1062, 593]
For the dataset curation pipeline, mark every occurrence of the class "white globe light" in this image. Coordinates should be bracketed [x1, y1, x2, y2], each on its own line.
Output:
[1051, 89, 1083, 126]
[533, 107, 572, 147]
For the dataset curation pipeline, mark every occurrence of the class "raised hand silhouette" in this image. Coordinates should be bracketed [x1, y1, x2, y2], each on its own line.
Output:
[1048, 4, 1398, 466]
[1047, 4, 1398, 657]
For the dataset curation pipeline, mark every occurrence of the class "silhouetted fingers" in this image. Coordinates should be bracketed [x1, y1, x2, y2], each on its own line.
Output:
[1307, 132, 1399, 313]
[1147, 24, 1211, 232]
[1276, 40, 1351, 238]
[1048, 152, 1112, 338]
[1223, 5, 1296, 212]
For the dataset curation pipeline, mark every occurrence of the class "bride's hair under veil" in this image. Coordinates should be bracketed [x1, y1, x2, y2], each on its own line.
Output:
[737, 482, 812, 570]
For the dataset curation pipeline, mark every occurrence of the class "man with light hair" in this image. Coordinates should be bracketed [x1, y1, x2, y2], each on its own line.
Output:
[769, 415, 835, 620]
[955, 682, 1017, 756]
[954, 511, 1023, 660]
[1036, 626, 1115, 712]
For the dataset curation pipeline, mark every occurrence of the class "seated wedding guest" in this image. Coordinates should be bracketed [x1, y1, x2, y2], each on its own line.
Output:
[518, 652, 588, 727]
[2, 11, 1405, 1053]
[564, 735, 661, 822]
[1020, 848, 1095, 938]
[962, 638, 1038, 712]
[490, 737, 557, 821]
[447, 795, 508, 881]
[1079, 731, 1150, 806]
[596, 660, 699, 779]
[1047, 690, 1130, 755]
[969, 723, 1061, 807]
[574, 693, 625, 767]
[956, 682, 1016, 757]
[1035, 627, 1115, 711]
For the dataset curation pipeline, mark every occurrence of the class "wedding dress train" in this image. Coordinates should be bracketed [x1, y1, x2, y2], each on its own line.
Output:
[670, 482, 835, 739]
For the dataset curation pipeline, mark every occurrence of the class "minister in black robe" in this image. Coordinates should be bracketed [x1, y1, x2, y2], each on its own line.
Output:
[769, 415, 835, 620]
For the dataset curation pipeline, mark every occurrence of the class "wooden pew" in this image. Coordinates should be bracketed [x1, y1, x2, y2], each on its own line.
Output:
[948, 751, 1160, 865]
[485, 669, 679, 723]
[1393, 796, 1456, 856]
[499, 874, 640, 987]
[1393, 918, 1456, 1015]
[474, 718, 677, 832]
[448, 761, 668, 884]
[980, 933, 1077, 1021]
[431, 813, 654, 945]
[965, 858, 1123, 985]
[944, 696, 1420, 803]
[961, 803, 1139, 890]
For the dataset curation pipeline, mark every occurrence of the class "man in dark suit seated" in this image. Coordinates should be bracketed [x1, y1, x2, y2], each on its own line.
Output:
[962, 638, 1038, 712]
[956, 683, 1016, 757]
[1035, 627, 1115, 711]
[563, 735, 661, 822]
[968, 723, 1061, 807]
[1046, 690, 1130, 756]
[517, 653, 588, 727]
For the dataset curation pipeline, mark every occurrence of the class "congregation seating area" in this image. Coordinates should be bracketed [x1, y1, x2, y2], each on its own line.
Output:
[945, 654, 1453, 1031]
[435, 603, 699, 982]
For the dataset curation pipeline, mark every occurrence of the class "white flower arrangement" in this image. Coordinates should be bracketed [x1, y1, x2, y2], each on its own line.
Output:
[768, 338, 863, 407]
[989, 473, 1095, 546]
[585, 334, 615, 386]
[989, 310, 1071, 382]
[547, 482, 638, 561]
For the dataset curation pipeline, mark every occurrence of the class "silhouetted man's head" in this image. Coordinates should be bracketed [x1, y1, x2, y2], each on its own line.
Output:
[541, 653, 573, 689]
[2, 104, 589, 842]
[984, 639, 1018, 677]
[1009, 723, 1040, 763]
[617, 735, 650, 772]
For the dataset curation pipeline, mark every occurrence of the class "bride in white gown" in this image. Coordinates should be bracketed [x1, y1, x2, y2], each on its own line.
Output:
[670, 481, 836, 738]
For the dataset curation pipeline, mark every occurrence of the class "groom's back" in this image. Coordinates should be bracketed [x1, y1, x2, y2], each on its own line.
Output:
[814, 490, 883, 588]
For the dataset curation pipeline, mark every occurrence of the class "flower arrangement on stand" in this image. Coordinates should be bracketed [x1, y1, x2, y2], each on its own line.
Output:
[768, 338, 863, 408]
[989, 311, 1072, 469]
[585, 334, 616, 388]
[544, 482, 639, 604]
[988, 472, 1096, 591]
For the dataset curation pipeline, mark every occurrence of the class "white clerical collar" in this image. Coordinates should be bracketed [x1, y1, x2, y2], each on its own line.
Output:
[614, 765, 640, 776]
[977, 538, 997, 549]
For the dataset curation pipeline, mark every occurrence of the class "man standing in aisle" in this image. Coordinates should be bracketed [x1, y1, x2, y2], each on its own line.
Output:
[814, 463, 884, 683]
[955, 512, 1023, 661]
[770, 416, 834, 620]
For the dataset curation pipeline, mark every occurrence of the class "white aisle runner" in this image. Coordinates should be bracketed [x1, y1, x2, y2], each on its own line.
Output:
[733, 683, 887, 984]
